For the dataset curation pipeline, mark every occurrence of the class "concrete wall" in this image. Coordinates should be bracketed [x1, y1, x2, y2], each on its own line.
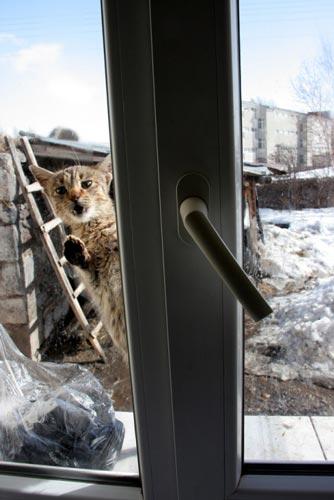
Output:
[0, 152, 68, 359]
[242, 102, 257, 163]
[306, 114, 333, 167]
[256, 104, 267, 163]
[266, 108, 299, 159]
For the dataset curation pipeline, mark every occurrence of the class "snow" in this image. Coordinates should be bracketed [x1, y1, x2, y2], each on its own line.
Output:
[294, 167, 334, 180]
[246, 207, 334, 386]
[273, 167, 334, 181]
[259, 208, 334, 290]
[244, 204, 250, 230]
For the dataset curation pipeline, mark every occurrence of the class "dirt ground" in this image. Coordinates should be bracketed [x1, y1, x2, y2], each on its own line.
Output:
[244, 308, 334, 416]
[245, 374, 334, 415]
[42, 292, 334, 416]
[244, 282, 334, 416]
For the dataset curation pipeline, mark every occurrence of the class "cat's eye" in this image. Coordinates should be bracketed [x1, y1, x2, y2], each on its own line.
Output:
[55, 186, 67, 195]
[81, 180, 92, 189]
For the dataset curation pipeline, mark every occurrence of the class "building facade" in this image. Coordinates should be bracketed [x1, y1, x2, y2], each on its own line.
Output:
[242, 101, 334, 171]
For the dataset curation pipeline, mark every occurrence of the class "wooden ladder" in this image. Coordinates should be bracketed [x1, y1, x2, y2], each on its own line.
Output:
[6, 136, 106, 363]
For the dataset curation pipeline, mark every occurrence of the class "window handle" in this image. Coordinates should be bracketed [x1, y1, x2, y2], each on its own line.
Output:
[179, 197, 272, 322]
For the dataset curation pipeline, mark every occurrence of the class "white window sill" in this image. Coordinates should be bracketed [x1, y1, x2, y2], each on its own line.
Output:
[245, 415, 334, 462]
[114, 411, 139, 474]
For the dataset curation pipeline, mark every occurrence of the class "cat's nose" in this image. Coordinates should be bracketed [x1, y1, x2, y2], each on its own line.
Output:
[69, 188, 82, 201]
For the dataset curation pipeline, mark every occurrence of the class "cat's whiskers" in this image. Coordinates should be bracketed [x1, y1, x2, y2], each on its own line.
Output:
[70, 149, 81, 168]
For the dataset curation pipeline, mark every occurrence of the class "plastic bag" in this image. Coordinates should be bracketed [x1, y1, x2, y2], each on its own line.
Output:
[0, 324, 124, 469]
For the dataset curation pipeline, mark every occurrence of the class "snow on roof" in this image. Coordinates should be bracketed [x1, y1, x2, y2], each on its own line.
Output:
[21, 132, 110, 153]
[293, 166, 334, 180]
[243, 162, 272, 177]
[19, 132, 110, 162]
[271, 166, 334, 182]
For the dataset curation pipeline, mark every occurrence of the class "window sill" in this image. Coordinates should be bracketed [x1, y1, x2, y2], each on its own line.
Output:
[245, 415, 334, 462]
[114, 411, 139, 474]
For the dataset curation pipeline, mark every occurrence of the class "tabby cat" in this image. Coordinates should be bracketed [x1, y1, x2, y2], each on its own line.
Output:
[31, 156, 128, 363]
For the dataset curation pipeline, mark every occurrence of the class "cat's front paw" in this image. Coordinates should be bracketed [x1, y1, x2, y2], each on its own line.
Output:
[64, 235, 91, 268]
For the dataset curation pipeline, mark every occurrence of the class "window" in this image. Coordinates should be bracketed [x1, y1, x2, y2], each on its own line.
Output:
[241, 0, 334, 474]
[0, 0, 139, 493]
[2, 1, 334, 499]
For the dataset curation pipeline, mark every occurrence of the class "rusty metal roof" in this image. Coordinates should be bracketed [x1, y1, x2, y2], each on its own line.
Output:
[243, 162, 272, 177]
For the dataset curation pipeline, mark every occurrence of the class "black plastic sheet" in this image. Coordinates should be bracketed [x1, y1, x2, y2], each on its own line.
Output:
[0, 325, 124, 469]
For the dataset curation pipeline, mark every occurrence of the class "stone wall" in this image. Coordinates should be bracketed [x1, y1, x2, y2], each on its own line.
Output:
[0, 152, 68, 359]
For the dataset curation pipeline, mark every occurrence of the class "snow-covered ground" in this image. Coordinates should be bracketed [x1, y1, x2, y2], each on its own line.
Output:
[246, 207, 334, 387]
[259, 208, 334, 291]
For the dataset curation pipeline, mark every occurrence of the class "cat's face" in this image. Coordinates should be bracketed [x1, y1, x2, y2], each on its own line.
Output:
[31, 159, 113, 226]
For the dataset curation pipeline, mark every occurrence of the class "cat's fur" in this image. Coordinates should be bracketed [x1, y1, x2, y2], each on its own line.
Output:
[31, 157, 127, 363]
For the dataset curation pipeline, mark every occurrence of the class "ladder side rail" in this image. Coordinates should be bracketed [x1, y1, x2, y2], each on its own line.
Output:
[21, 136, 67, 240]
[6, 137, 106, 361]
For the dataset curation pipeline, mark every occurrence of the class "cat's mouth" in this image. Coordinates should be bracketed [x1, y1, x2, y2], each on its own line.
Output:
[72, 203, 87, 216]
[70, 202, 95, 223]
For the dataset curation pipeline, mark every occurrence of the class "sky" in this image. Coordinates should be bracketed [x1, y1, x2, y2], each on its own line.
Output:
[1, 1, 334, 143]
[240, 0, 334, 111]
[0, 0, 109, 143]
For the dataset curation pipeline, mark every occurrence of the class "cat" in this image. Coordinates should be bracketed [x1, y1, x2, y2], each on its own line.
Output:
[30, 156, 128, 363]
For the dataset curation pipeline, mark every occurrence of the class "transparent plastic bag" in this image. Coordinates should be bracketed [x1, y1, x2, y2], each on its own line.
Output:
[0, 324, 124, 469]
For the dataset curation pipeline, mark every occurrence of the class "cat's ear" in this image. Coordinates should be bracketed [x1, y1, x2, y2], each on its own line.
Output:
[97, 154, 112, 173]
[105, 171, 113, 196]
[96, 154, 113, 195]
[30, 164, 55, 188]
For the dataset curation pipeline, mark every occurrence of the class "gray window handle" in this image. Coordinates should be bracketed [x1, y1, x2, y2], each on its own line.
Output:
[180, 197, 272, 322]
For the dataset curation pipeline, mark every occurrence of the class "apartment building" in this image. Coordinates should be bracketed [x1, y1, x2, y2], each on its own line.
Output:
[305, 111, 333, 167]
[242, 101, 333, 170]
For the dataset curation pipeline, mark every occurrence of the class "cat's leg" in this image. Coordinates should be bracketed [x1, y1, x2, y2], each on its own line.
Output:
[64, 235, 91, 269]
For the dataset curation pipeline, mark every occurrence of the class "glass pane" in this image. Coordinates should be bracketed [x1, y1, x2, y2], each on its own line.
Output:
[240, 0, 334, 462]
[0, 0, 138, 475]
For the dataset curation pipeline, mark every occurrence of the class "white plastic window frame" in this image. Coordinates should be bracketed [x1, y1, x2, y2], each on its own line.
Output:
[1, 1, 334, 499]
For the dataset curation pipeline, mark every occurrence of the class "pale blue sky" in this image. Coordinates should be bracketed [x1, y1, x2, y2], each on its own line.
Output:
[240, 0, 334, 110]
[1, 1, 334, 142]
[0, 0, 109, 142]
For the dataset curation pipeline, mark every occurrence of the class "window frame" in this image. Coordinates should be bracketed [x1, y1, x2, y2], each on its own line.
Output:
[1, 1, 334, 499]
[105, 0, 241, 497]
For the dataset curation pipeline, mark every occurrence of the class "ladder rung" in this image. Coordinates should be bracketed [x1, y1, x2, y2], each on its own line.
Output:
[25, 181, 43, 193]
[41, 217, 62, 233]
[89, 335, 107, 363]
[58, 255, 67, 266]
[73, 282, 86, 298]
[89, 321, 103, 339]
